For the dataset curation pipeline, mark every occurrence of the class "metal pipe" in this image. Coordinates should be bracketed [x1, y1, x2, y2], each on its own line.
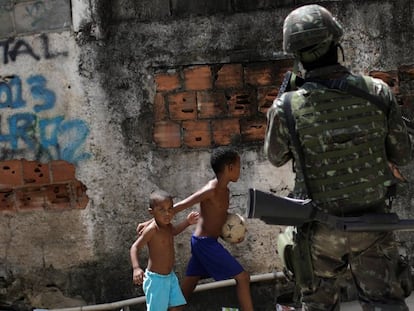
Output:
[46, 271, 285, 311]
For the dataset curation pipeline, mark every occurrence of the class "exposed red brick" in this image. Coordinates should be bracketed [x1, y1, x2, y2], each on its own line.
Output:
[401, 94, 414, 106]
[0, 160, 23, 187]
[154, 93, 168, 121]
[275, 60, 294, 84]
[151, 61, 295, 148]
[258, 86, 278, 114]
[240, 118, 266, 142]
[212, 119, 240, 146]
[155, 72, 181, 92]
[22, 160, 50, 185]
[168, 92, 197, 120]
[182, 120, 212, 148]
[74, 180, 89, 209]
[227, 90, 256, 117]
[184, 66, 213, 91]
[0, 159, 88, 213]
[44, 184, 72, 210]
[153, 121, 181, 148]
[43, 181, 88, 210]
[398, 64, 414, 80]
[50, 160, 76, 183]
[244, 63, 280, 86]
[0, 189, 15, 212]
[15, 187, 46, 211]
[197, 91, 228, 119]
[369, 70, 399, 94]
[215, 64, 243, 89]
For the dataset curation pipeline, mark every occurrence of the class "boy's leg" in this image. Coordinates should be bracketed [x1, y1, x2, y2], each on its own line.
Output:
[181, 275, 201, 301]
[189, 236, 254, 310]
[168, 271, 187, 311]
[234, 270, 254, 311]
[143, 270, 170, 311]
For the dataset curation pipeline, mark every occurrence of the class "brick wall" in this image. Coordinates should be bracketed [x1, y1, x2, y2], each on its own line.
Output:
[369, 65, 414, 120]
[153, 61, 414, 149]
[0, 160, 88, 213]
[153, 60, 293, 148]
[2, 64, 411, 212]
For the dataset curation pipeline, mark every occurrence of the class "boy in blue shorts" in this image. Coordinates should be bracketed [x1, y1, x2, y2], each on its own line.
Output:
[173, 146, 254, 311]
[130, 190, 199, 311]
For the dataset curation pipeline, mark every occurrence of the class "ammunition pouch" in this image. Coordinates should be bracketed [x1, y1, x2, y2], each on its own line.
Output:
[291, 223, 316, 294]
[279, 223, 316, 298]
[397, 254, 413, 298]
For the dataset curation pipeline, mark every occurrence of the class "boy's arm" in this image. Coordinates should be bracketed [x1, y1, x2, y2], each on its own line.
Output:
[172, 211, 199, 236]
[173, 185, 213, 214]
[130, 225, 155, 285]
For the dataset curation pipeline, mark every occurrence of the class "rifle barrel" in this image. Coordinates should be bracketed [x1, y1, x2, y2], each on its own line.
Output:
[341, 219, 414, 232]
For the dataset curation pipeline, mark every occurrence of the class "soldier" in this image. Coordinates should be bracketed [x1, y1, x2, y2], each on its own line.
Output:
[264, 4, 412, 311]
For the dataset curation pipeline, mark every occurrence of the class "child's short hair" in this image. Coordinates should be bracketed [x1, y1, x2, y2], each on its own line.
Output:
[149, 190, 172, 209]
[210, 146, 239, 175]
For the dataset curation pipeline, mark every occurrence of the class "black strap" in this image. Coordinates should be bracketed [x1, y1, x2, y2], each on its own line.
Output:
[303, 77, 390, 116]
[283, 92, 312, 200]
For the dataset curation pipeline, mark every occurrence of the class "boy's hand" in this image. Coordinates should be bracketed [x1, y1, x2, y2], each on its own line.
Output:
[132, 267, 145, 285]
[136, 219, 154, 236]
[187, 211, 200, 225]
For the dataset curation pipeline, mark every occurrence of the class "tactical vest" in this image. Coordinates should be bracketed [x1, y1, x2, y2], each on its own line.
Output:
[291, 76, 393, 214]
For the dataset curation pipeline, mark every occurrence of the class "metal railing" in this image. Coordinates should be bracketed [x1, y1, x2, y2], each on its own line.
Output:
[47, 272, 285, 311]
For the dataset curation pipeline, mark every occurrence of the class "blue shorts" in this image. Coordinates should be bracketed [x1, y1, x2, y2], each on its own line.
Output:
[143, 270, 186, 311]
[186, 235, 244, 281]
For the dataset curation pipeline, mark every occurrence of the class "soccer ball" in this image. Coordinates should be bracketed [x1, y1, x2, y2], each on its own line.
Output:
[221, 213, 247, 244]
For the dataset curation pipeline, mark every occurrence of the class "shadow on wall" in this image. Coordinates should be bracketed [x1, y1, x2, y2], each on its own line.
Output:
[0, 159, 88, 212]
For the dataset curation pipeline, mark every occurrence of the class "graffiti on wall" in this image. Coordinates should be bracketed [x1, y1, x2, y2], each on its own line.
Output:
[0, 74, 91, 164]
[0, 34, 68, 64]
[0, 0, 71, 39]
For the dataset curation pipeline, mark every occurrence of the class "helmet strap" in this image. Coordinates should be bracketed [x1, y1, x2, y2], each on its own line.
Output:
[300, 42, 340, 71]
[338, 43, 345, 62]
[293, 58, 300, 74]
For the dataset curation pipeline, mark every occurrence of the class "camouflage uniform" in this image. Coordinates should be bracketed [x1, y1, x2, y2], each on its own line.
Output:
[265, 65, 412, 311]
[265, 5, 412, 310]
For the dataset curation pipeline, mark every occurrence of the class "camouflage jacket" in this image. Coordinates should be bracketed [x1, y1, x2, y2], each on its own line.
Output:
[264, 64, 412, 212]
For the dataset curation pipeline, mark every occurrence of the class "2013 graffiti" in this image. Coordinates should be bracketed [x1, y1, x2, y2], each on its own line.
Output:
[0, 75, 90, 164]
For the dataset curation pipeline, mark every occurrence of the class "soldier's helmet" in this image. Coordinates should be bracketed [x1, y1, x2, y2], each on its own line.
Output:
[283, 4, 343, 63]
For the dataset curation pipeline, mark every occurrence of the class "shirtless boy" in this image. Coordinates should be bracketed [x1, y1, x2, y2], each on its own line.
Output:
[173, 146, 254, 311]
[130, 190, 199, 311]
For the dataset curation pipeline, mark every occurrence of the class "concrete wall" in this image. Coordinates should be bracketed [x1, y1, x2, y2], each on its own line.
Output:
[0, 0, 413, 309]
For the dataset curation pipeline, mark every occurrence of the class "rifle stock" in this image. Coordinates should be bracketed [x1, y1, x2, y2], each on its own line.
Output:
[247, 188, 414, 232]
[248, 188, 314, 226]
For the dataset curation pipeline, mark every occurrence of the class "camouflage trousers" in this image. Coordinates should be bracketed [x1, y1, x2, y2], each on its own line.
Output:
[300, 223, 410, 311]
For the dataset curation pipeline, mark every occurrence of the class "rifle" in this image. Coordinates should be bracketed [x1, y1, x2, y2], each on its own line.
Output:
[247, 188, 414, 232]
